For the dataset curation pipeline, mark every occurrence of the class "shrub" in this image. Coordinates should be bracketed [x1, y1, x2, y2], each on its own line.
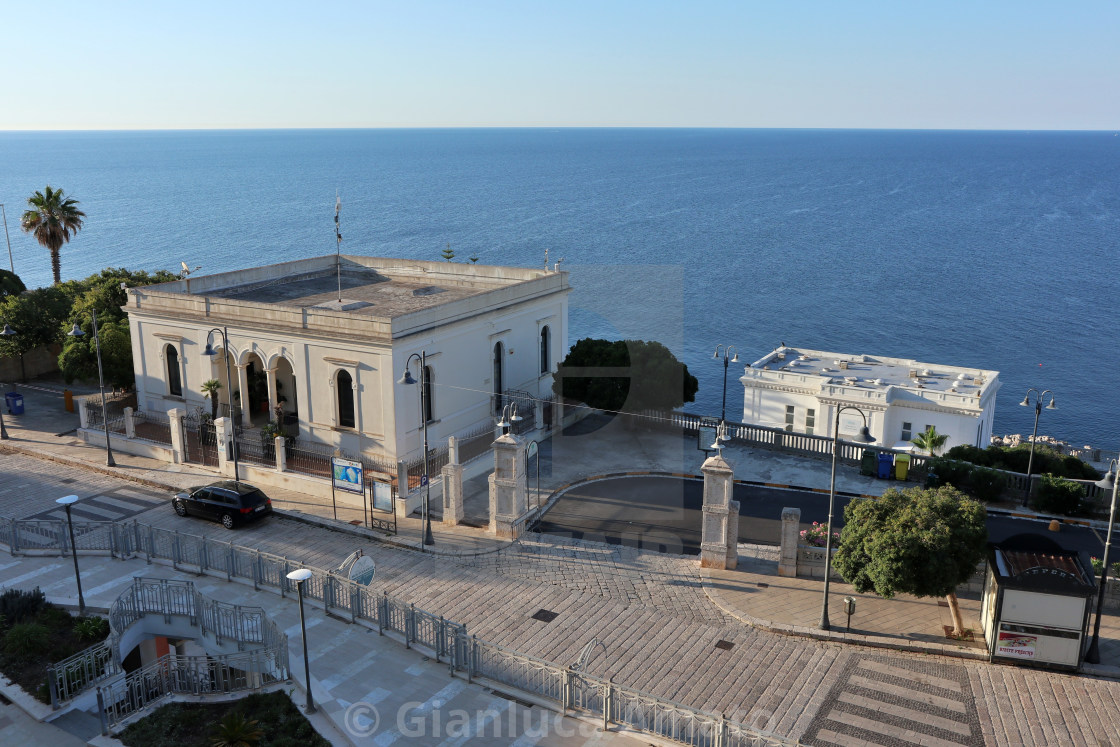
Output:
[1031, 473, 1084, 516]
[927, 457, 972, 490]
[211, 712, 263, 747]
[799, 521, 839, 548]
[946, 444, 991, 466]
[3, 622, 50, 661]
[1090, 557, 1120, 578]
[0, 588, 46, 625]
[73, 616, 110, 642]
[969, 467, 1008, 502]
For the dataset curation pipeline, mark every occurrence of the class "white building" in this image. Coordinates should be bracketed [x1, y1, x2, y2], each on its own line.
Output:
[740, 346, 1000, 451]
[125, 255, 570, 463]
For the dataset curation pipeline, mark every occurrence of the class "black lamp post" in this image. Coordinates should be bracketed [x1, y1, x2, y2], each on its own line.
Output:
[1019, 388, 1056, 507]
[56, 495, 85, 615]
[398, 352, 434, 546]
[68, 312, 115, 467]
[202, 327, 240, 484]
[1085, 460, 1118, 664]
[713, 345, 739, 424]
[820, 405, 875, 631]
[285, 568, 315, 713]
[0, 323, 15, 439]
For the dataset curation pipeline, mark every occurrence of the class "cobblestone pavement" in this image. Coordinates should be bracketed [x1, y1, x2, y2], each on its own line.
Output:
[5, 450, 1120, 745]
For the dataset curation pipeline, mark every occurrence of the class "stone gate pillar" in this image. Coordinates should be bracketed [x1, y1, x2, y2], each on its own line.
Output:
[725, 499, 740, 570]
[168, 408, 185, 465]
[214, 416, 233, 478]
[700, 452, 735, 569]
[441, 436, 465, 526]
[488, 432, 527, 537]
[778, 507, 801, 578]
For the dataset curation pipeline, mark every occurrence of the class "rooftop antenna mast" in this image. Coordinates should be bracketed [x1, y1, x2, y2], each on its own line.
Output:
[334, 191, 342, 302]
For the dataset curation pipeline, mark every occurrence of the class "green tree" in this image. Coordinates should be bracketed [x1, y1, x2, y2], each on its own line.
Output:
[911, 425, 949, 456]
[20, 186, 85, 285]
[441, 242, 455, 261]
[0, 270, 25, 299]
[0, 286, 76, 380]
[833, 485, 987, 637]
[201, 379, 223, 419]
[552, 338, 699, 414]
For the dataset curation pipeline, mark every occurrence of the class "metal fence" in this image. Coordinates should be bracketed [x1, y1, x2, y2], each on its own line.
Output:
[234, 429, 276, 468]
[5, 520, 798, 746]
[83, 397, 128, 435]
[132, 410, 172, 446]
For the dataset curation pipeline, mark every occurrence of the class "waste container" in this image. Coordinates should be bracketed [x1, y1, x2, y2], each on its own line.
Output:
[894, 453, 910, 480]
[859, 450, 876, 477]
[877, 452, 894, 479]
[5, 392, 24, 415]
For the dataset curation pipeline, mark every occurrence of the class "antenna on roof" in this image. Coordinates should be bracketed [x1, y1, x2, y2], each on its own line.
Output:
[544, 248, 549, 271]
[334, 191, 342, 302]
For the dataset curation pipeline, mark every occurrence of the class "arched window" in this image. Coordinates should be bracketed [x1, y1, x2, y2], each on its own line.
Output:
[540, 326, 551, 375]
[422, 365, 434, 423]
[493, 341, 504, 413]
[336, 370, 355, 428]
[165, 345, 182, 396]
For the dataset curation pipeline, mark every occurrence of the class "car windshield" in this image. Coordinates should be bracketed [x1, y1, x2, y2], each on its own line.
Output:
[238, 489, 268, 507]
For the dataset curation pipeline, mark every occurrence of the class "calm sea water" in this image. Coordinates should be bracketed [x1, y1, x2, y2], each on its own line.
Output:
[1, 129, 1118, 447]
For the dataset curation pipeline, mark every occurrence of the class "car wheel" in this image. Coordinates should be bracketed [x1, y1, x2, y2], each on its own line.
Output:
[173, 499, 188, 517]
[220, 513, 235, 530]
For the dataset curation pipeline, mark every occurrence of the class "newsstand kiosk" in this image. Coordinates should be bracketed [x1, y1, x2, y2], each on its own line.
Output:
[980, 534, 1095, 670]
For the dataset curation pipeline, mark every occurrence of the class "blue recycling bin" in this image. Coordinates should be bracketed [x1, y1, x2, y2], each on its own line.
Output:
[5, 392, 24, 415]
[876, 452, 894, 479]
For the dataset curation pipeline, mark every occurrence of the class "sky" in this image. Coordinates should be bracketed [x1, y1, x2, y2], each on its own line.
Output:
[2, 1, 1117, 131]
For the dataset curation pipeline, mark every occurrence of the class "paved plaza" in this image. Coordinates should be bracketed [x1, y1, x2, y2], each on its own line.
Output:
[1, 383, 1120, 745]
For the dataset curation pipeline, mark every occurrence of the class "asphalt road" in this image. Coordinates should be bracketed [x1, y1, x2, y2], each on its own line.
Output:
[536, 475, 1107, 558]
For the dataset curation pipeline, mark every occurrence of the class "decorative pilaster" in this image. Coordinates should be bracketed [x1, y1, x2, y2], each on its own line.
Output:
[699, 452, 734, 569]
[778, 507, 801, 578]
[265, 368, 278, 419]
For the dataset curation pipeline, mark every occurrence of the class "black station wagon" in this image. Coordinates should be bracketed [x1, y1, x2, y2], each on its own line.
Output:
[172, 481, 272, 529]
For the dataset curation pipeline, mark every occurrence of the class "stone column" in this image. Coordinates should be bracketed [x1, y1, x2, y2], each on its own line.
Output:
[235, 364, 251, 427]
[441, 436, 464, 526]
[778, 507, 801, 578]
[168, 408, 185, 465]
[274, 436, 287, 472]
[78, 397, 89, 429]
[214, 416, 233, 477]
[725, 499, 740, 570]
[265, 367, 278, 420]
[699, 452, 733, 569]
[123, 407, 136, 439]
[488, 432, 527, 537]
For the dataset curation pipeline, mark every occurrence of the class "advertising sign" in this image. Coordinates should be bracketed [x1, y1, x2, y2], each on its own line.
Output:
[996, 632, 1037, 659]
[331, 457, 364, 494]
[371, 481, 393, 512]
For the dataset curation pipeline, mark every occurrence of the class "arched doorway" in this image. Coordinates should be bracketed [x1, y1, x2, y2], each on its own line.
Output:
[274, 357, 297, 427]
[493, 341, 504, 413]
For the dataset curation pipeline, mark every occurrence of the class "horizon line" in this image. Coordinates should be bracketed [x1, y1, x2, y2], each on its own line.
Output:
[1, 125, 1117, 134]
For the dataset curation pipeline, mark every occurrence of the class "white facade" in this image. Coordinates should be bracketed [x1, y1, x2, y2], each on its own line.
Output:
[126, 255, 570, 463]
[740, 346, 1000, 451]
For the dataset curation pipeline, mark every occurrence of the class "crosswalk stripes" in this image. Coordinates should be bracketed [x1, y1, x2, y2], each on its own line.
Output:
[802, 654, 983, 747]
[24, 487, 165, 523]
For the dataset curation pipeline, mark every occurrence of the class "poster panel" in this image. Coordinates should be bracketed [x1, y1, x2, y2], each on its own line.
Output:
[331, 457, 364, 494]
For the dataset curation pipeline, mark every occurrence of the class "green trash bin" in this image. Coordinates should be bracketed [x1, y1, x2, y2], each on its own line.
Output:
[895, 453, 910, 480]
[860, 450, 876, 477]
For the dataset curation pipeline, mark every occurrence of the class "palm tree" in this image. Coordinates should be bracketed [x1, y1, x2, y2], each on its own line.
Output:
[20, 186, 85, 285]
[210, 712, 263, 747]
[912, 425, 949, 456]
[201, 378, 223, 420]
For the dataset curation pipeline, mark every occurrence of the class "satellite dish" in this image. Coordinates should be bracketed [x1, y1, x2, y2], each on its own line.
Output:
[349, 556, 376, 586]
[179, 261, 201, 278]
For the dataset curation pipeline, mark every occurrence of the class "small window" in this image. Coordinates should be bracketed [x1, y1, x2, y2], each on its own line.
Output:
[540, 326, 551, 375]
[166, 344, 182, 397]
[901, 422, 912, 441]
[336, 370, 355, 428]
[805, 408, 815, 436]
[785, 405, 795, 432]
[422, 365, 434, 423]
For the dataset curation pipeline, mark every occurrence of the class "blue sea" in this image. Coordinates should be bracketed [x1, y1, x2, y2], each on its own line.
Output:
[1, 128, 1118, 447]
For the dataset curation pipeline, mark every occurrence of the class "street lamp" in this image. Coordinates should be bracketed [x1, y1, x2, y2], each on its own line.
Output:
[56, 495, 85, 615]
[1, 203, 13, 273]
[285, 568, 315, 713]
[1085, 460, 1119, 664]
[1019, 388, 1057, 507]
[713, 345, 739, 424]
[820, 405, 875, 631]
[68, 312, 115, 467]
[496, 403, 523, 435]
[202, 327, 240, 484]
[398, 352, 434, 546]
[0, 323, 15, 440]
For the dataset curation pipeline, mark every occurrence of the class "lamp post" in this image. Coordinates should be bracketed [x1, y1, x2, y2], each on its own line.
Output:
[1, 203, 13, 273]
[820, 405, 875, 631]
[496, 403, 523, 436]
[713, 345, 739, 424]
[398, 352, 434, 546]
[1019, 388, 1056, 507]
[202, 327, 240, 484]
[526, 438, 541, 518]
[56, 495, 85, 615]
[0, 323, 16, 439]
[1085, 460, 1119, 664]
[285, 568, 315, 713]
[68, 311, 115, 467]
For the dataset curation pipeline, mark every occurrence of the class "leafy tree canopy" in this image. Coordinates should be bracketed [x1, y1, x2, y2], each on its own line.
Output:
[0, 270, 26, 299]
[552, 338, 698, 413]
[833, 485, 987, 635]
[0, 285, 76, 358]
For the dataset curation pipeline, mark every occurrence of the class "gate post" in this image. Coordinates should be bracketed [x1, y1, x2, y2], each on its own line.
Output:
[123, 407, 136, 439]
[168, 408, 186, 464]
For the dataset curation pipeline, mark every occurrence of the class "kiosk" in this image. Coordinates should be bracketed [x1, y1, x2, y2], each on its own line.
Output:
[980, 534, 1094, 670]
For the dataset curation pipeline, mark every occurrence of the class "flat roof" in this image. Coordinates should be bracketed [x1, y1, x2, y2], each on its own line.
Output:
[749, 346, 998, 396]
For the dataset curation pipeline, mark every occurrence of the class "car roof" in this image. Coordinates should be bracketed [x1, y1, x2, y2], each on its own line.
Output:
[204, 481, 262, 496]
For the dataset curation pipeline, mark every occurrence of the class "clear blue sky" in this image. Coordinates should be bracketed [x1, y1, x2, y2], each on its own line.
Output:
[4, 1, 1117, 130]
